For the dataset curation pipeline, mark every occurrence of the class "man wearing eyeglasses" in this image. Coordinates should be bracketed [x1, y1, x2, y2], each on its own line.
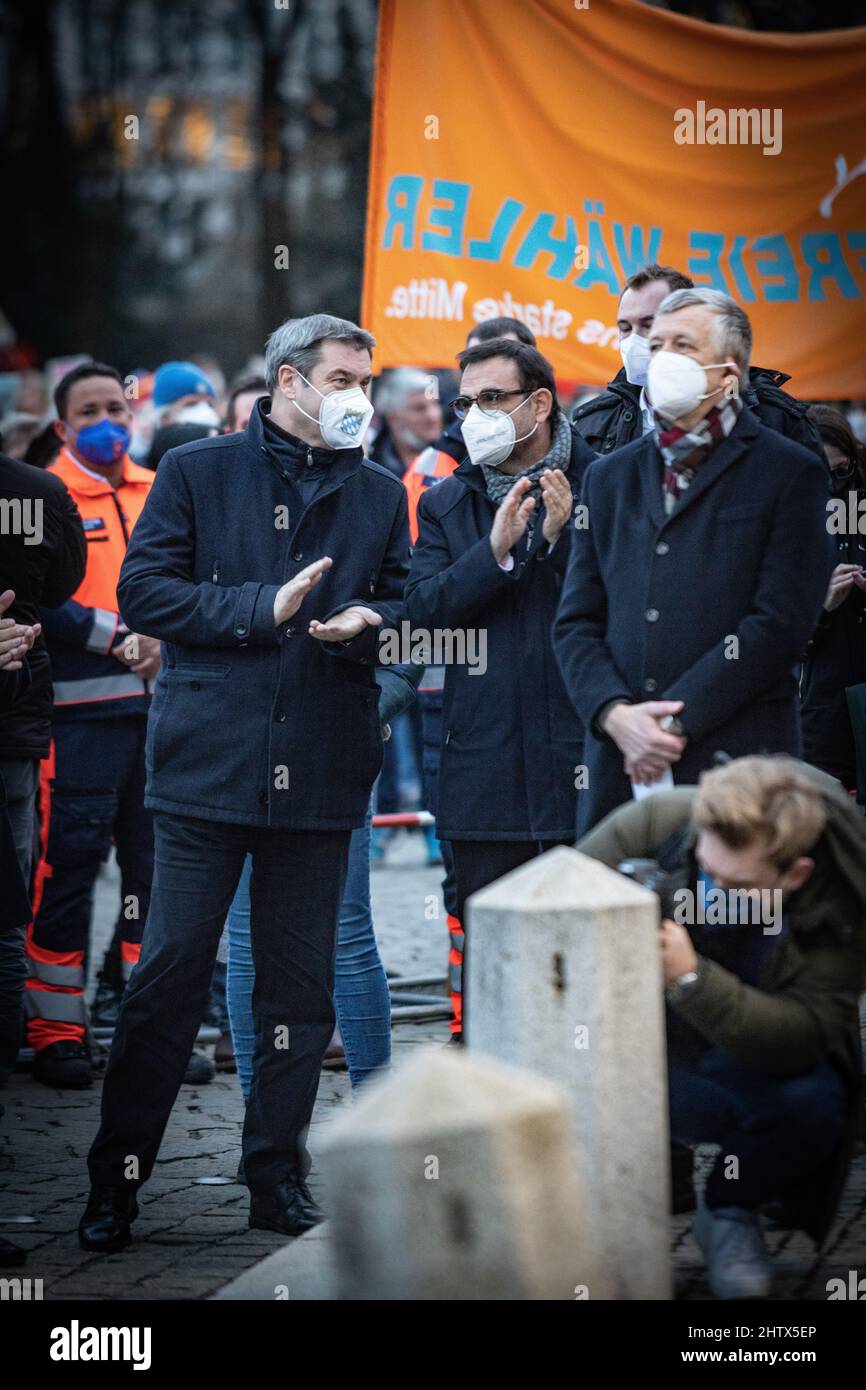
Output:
[405, 338, 595, 1037]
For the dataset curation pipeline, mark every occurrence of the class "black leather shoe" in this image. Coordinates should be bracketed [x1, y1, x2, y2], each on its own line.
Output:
[33, 1041, 93, 1089]
[0, 1236, 27, 1267]
[78, 1187, 139, 1253]
[182, 1050, 215, 1085]
[249, 1176, 324, 1237]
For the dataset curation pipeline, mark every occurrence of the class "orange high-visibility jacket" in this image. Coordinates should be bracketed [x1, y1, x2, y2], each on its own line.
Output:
[404, 446, 460, 544]
[41, 448, 154, 716]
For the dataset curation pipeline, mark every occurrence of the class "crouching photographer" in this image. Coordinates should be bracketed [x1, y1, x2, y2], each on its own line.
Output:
[577, 755, 866, 1301]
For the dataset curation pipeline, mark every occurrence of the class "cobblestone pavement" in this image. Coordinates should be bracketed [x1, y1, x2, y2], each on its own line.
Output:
[1, 830, 863, 1302]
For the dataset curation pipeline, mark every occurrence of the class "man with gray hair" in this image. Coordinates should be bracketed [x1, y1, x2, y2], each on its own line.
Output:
[573, 263, 822, 459]
[554, 288, 834, 834]
[79, 314, 410, 1253]
[369, 367, 443, 480]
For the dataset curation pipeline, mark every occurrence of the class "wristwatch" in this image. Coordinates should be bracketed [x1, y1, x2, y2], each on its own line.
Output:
[665, 965, 701, 1006]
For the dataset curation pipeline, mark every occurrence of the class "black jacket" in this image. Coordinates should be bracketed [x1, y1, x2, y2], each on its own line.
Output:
[572, 365, 824, 460]
[0, 662, 35, 927]
[368, 422, 407, 481]
[431, 413, 466, 464]
[0, 453, 87, 759]
[405, 423, 595, 840]
[117, 403, 410, 830]
[800, 483, 866, 788]
[553, 408, 834, 835]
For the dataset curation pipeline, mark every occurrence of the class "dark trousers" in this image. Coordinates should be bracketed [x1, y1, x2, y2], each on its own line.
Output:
[449, 838, 569, 1035]
[1, 757, 39, 888]
[669, 1049, 848, 1211]
[0, 760, 39, 1075]
[88, 812, 351, 1196]
[27, 717, 153, 1048]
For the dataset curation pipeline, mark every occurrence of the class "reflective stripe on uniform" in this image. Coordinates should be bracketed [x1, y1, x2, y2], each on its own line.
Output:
[413, 446, 440, 477]
[405, 448, 459, 543]
[419, 664, 447, 693]
[24, 987, 87, 1023]
[86, 607, 119, 654]
[52, 673, 146, 704]
[121, 940, 141, 981]
[447, 915, 464, 952]
[27, 958, 85, 989]
[447, 911, 464, 1009]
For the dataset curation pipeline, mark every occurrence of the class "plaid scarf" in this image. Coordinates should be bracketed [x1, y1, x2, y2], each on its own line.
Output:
[480, 412, 572, 540]
[655, 398, 741, 514]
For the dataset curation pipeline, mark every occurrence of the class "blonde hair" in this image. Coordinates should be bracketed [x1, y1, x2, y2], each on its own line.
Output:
[693, 757, 826, 870]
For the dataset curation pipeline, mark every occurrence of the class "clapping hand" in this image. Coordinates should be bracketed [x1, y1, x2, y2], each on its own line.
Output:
[490, 477, 535, 564]
[0, 589, 40, 672]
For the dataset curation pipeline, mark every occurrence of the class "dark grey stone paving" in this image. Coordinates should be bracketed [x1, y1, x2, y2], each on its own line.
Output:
[1, 832, 863, 1301]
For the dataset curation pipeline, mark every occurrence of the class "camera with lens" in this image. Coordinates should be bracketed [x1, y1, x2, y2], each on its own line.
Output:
[617, 858, 679, 922]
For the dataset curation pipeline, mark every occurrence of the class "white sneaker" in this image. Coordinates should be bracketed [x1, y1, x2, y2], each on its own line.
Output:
[693, 1204, 774, 1299]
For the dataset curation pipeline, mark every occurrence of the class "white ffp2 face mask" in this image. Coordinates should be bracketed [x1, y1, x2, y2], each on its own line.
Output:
[176, 402, 221, 427]
[292, 371, 374, 450]
[461, 393, 538, 468]
[647, 350, 736, 423]
[619, 331, 652, 387]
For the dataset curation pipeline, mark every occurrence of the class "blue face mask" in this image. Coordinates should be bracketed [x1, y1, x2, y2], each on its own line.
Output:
[74, 419, 131, 467]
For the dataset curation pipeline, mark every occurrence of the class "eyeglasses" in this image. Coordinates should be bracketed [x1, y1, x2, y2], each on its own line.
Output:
[450, 389, 529, 420]
[832, 461, 855, 482]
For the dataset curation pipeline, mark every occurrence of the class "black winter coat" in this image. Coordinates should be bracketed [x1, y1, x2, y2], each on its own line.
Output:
[572, 365, 824, 461]
[405, 425, 595, 840]
[554, 409, 834, 835]
[117, 406, 410, 830]
[0, 454, 86, 759]
[800, 484, 866, 789]
[0, 662, 35, 927]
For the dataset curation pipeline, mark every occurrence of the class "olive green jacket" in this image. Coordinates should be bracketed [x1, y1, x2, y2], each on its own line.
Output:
[576, 774, 866, 1241]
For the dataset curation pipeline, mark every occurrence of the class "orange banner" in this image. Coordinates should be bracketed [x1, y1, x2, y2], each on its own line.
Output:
[362, 0, 866, 397]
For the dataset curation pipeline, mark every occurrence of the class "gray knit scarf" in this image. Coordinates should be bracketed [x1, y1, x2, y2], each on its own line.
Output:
[480, 412, 572, 540]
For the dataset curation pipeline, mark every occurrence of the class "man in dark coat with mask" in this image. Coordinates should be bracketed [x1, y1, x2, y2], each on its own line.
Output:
[554, 289, 834, 838]
[405, 339, 595, 1033]
[79, 314, 409, 1254]
[573, 263, 823, 461]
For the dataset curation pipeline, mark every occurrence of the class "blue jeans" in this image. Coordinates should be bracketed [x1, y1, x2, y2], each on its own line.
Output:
[227, 805, 391, 1094]
[669, 1049, 848, 1211]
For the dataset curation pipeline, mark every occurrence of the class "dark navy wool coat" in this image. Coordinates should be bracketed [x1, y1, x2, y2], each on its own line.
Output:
[553, 408, 834, 835]
[117, 406, 409, 829]
[405, 425, 595, 841]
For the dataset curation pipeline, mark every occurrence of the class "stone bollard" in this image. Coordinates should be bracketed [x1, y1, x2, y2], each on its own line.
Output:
[465, 846, 671, 1300]
[320, 1048, 601, 1300]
